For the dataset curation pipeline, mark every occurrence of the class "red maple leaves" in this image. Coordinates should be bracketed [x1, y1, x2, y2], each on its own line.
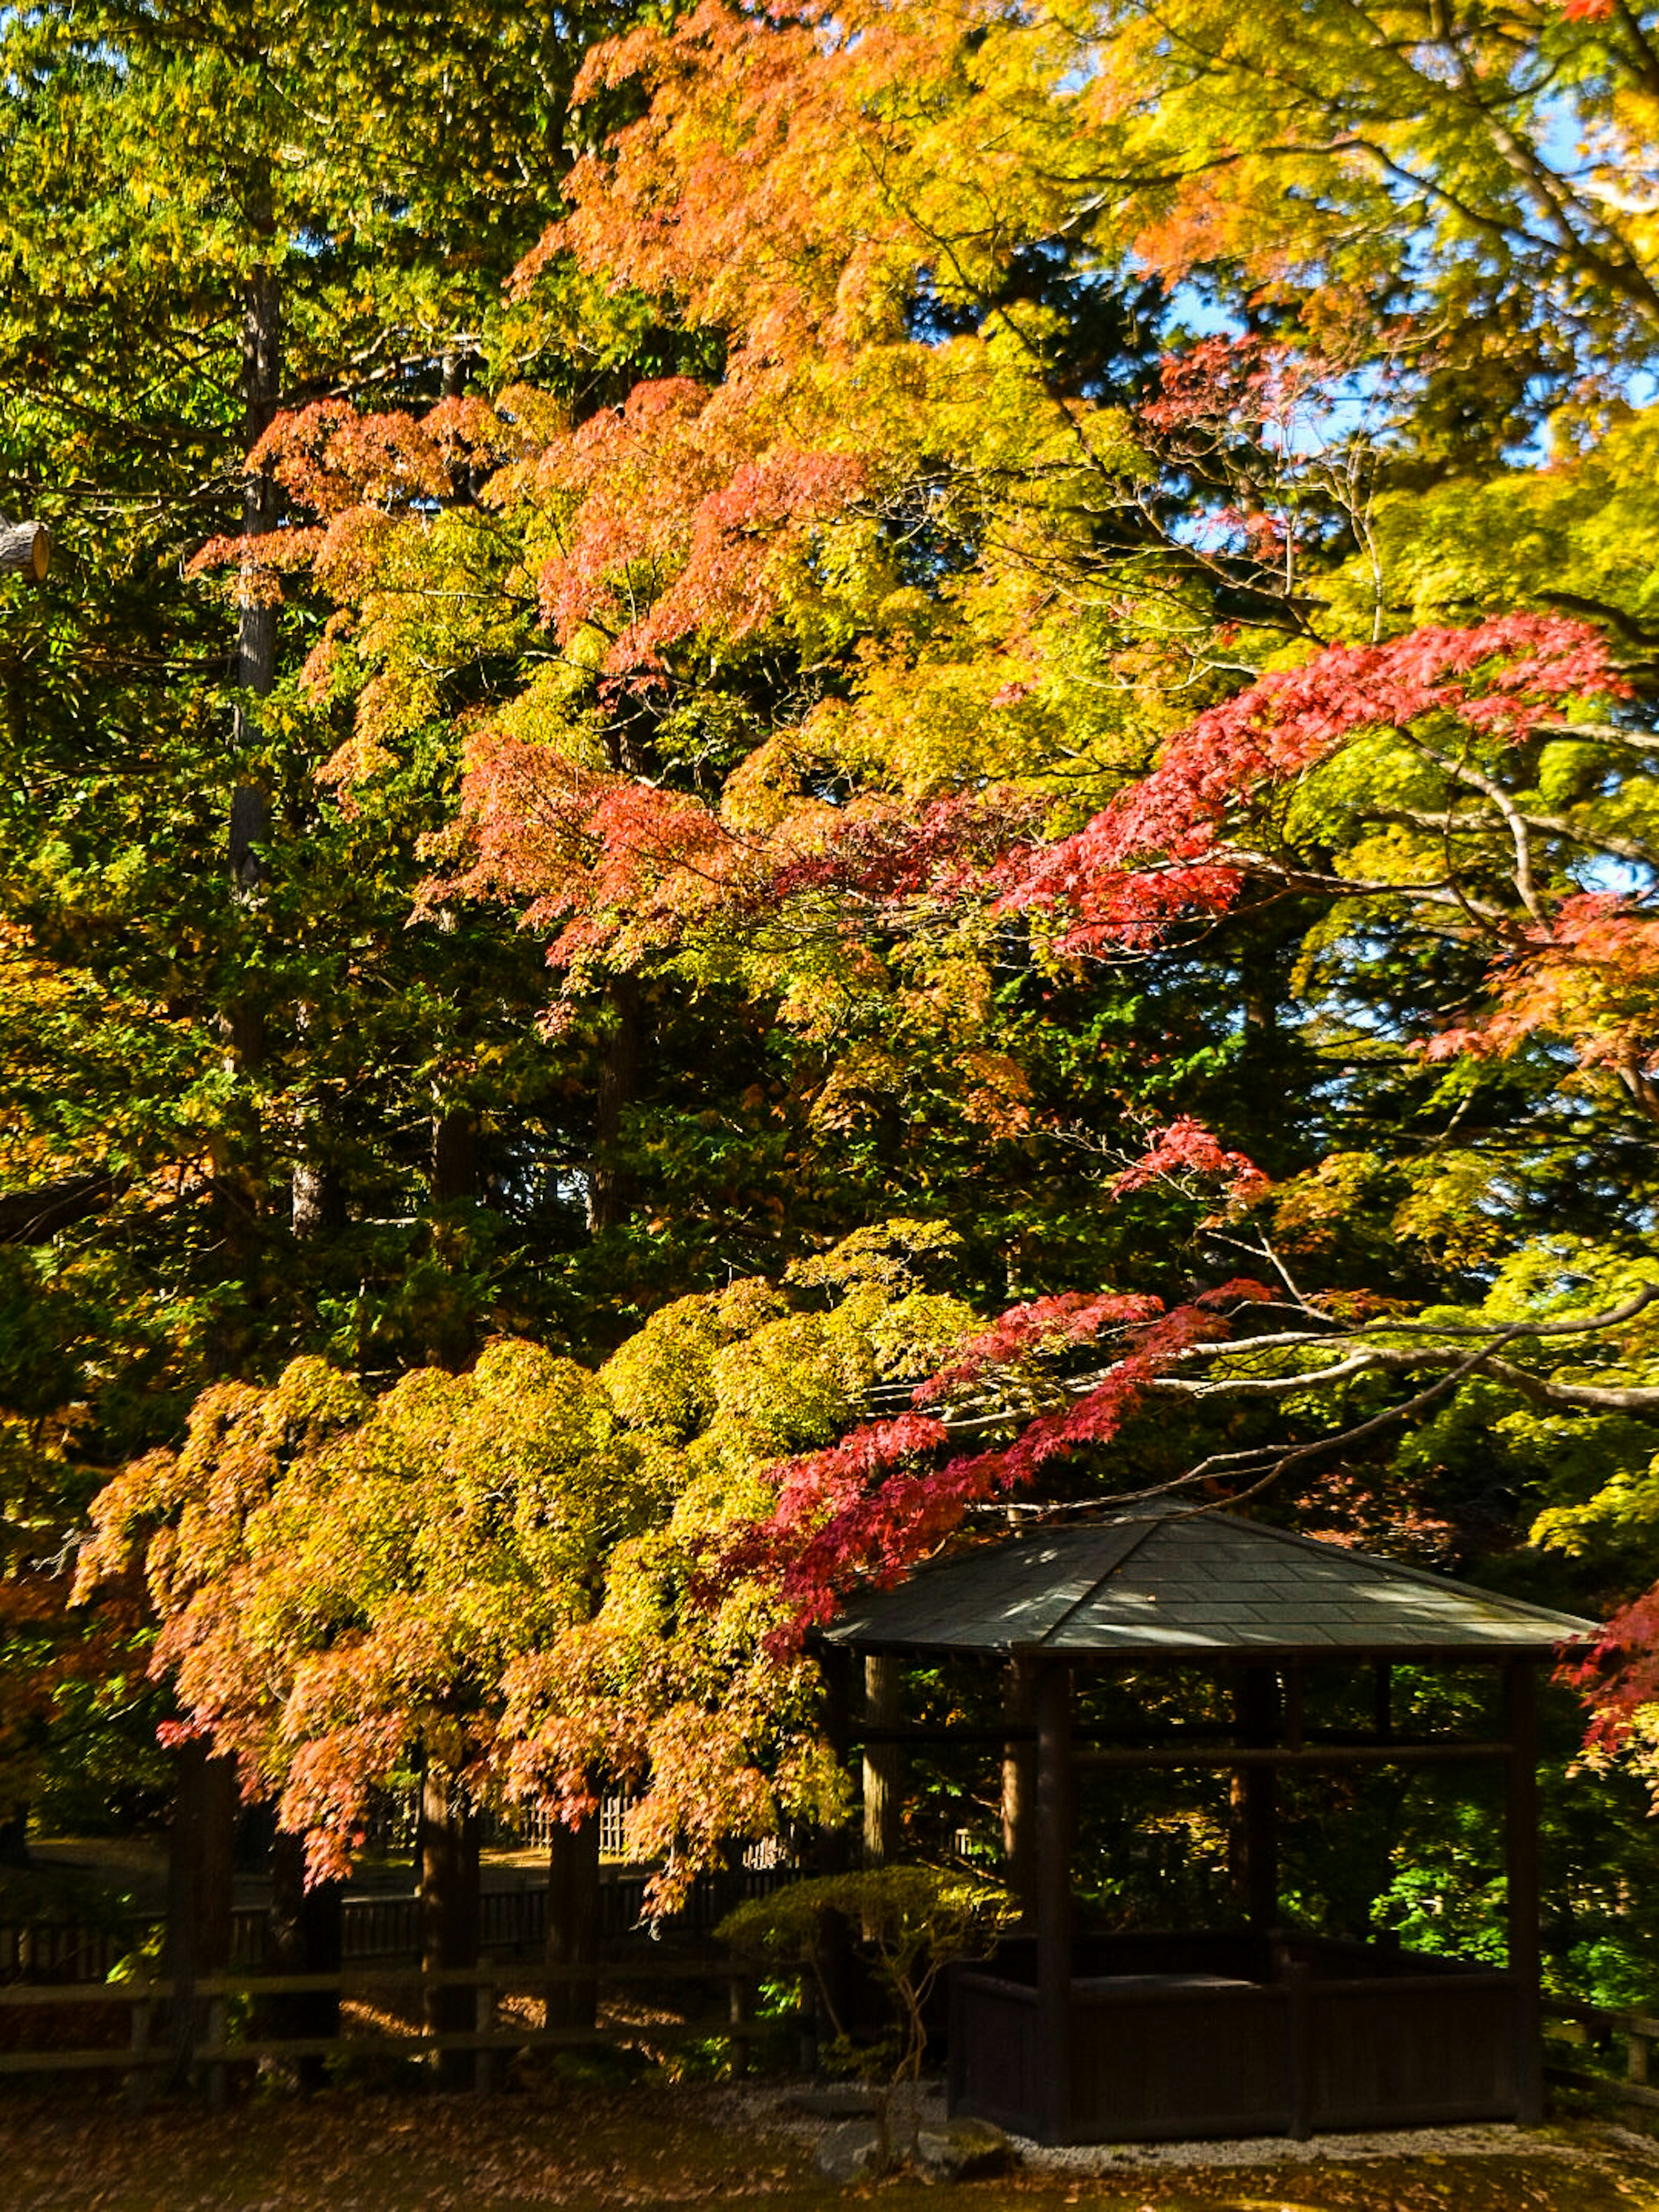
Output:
[1109, 1117, 1269, 1205]
[731, 1272, 1278, 1654]
[1565, 1590, 1659, 1756]
[997, 616, 1622, 956]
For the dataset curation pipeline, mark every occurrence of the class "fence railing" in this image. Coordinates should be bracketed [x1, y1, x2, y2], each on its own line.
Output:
[0, 1958, 760, 2106]
[0, 1919, 136, 1985]
[7, 1960, 1651, 2117]
[3, 1862, 791, 1986]
[1543, 1997, 1659, 2113]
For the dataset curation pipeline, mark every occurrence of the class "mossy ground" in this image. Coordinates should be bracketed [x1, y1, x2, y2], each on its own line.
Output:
[2, 2082, 1657, 2212]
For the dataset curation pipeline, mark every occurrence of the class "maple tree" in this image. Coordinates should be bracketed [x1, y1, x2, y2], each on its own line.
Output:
[75, 1224, 981, 1906]
[719, 1864, 1015, 2167]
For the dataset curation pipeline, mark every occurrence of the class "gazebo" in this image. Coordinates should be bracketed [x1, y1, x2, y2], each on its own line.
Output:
[818, 1510, 1599, 2145]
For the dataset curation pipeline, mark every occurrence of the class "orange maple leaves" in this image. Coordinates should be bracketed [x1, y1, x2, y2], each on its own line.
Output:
[528, 376, 865, 669]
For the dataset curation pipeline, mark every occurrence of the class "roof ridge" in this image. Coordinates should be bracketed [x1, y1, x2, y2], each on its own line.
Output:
[1031, 1518, 1158, 1648]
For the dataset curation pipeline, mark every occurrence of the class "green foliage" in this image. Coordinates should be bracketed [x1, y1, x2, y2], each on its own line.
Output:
[718, 1864, 1015, 2083]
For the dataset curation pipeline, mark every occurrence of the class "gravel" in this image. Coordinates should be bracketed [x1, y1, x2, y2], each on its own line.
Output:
[1005, 2121, 1571, 2172]
[725, 2082, 1658, 2177]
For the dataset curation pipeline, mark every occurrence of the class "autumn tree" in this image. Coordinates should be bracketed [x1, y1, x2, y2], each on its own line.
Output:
[75, 1224, 979, 2011]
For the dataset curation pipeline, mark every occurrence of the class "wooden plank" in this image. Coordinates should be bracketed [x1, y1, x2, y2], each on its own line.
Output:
[0, 1982, 168, 2009]
[1545, 1998, 1659, 2040]
[194, 2019, 753, 2062]
[189, 1959, 734, 1998]
[0, 2013, 760, 2075]
[1545, 2064, 1659, 2113]
[1, 1958, 737, 2006]
[851, 1724, 1036, 1747]
[0, 2047, 158, 2075]
[1074, 1741, 1510, 1771]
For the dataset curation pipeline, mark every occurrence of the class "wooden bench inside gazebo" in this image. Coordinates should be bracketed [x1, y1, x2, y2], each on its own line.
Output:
[819, 1510, 1598, 2145]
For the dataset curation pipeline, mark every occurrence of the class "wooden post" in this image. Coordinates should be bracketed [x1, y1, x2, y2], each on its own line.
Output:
[1505, 1658, 1544, 2125]
[1283, 1960, 1311, 2140]
[729, 1971, 753, 2082]
[1230, 1667, 1279, 1930]
[820, 1643, 852, 1788]
[862, 1654, 902, 1867]
[203, 1994, 228, 2113]
[1373, 1662, 1393, 1742]
[126, 1985, 154, 2113]
[474, 1970, 496, 2097]
[0, 518, 49, 582]
[1001, 1658, 1036, 1922]
[1034, 1658, 1074, 2145]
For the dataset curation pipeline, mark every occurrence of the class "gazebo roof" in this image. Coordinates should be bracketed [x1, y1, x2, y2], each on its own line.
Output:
[819, 1511, 1600, 1661]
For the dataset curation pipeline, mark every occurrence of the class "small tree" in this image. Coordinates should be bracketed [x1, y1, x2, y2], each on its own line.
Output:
[719, 1866, 1015, 2168]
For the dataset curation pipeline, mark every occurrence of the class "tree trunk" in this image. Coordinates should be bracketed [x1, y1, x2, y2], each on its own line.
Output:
[812, 1648, 854, 2066]
[423, 1103, 480, 1368]
[288, 1000, 344, 1242]
[862, 1654, 901, 1868]
[861, 1656, 901, 1949]
[264, 1827, 342, 2088]
[0, 1802, 29, 1866]
[586, 975, 641, 1233]
[212, 218, 283, 1314]
[225, 249, 281, 1042]
[432, 1108, 477, 1205]
[162, 1740, 237, 2090]
[290, 1156, 343, 1241]
[419, 1764, 480, 2090]
[0, 519, 49, 582]
[545, 1813, 601, 2033]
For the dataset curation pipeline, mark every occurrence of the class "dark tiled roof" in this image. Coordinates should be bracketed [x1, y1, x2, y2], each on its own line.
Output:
[820, 1513, 1600, 1659]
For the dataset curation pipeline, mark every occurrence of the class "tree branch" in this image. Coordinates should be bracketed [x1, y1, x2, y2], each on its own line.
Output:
[0, 1171, 122, 1245]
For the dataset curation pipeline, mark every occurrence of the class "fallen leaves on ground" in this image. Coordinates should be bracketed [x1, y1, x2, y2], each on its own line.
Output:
[0, 2084, 1655, 2212]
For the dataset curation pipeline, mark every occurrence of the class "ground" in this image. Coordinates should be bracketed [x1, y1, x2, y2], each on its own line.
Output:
[1, 2082, 1657, 2212]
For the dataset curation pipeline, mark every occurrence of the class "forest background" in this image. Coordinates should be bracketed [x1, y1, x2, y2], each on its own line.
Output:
[7, 0, 1659, 2019]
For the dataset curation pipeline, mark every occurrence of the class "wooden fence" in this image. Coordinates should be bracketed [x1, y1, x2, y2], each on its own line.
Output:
[3, 1862, 790, 1986]
[6, 1961, 1657, 2120]
[358, 1791, 788, 1868]
[0, 1920, 135, 1985]
[0, 1957, 760, 2106]
[1544, 1997, 1659, 2117]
